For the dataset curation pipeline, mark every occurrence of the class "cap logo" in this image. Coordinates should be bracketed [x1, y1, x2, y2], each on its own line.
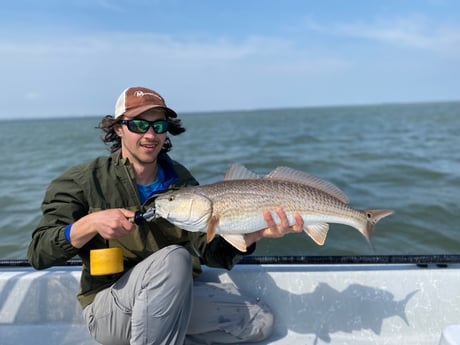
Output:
[134, 90, 162, 100]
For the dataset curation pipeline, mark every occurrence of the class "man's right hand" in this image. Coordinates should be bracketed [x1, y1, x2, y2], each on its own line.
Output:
[69, 208, 136, 248]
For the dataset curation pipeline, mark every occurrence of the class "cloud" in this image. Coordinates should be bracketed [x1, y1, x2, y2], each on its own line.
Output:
[0, 11, 458, 119]
[0, 30, 345, 87]
[1, 31, 342, 117]
[303, 15, 460, 57]
[0, 31, 278, 65]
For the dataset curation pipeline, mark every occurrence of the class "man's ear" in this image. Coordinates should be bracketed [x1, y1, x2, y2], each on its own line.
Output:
[114, 123, 123, 137]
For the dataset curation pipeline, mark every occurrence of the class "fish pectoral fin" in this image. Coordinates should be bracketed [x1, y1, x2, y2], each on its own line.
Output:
[220, 234, 248, 252]
[304, 223, 329, 246]
[206, 216, 218, 243]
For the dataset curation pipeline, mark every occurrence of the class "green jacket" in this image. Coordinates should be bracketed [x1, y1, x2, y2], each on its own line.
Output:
[28, 153, 252, 309]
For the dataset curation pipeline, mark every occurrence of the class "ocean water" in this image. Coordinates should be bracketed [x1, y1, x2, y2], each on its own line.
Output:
[1, 101, 459, 259]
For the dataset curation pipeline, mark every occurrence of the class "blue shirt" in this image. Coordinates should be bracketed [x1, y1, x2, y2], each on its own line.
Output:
[137, 165, 165, 204]
[137, 153, 179, 204]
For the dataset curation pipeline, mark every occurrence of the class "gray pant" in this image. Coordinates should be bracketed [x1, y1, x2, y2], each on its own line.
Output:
[82, 245, 274, 345]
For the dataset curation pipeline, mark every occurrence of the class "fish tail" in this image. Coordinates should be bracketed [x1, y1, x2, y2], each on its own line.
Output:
[363, 209, 394, 241]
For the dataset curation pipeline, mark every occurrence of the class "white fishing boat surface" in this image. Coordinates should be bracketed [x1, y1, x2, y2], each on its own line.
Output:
[1, 256, 460, 345]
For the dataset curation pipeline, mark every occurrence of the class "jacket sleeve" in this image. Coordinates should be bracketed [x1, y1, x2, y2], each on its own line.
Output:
[27, 167, 86, 269]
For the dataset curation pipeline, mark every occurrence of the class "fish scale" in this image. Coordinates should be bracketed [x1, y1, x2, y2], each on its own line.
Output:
[197, 179, 364, 231]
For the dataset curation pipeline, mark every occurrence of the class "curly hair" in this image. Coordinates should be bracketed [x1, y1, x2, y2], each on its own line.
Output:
[97, 115, 186, 153]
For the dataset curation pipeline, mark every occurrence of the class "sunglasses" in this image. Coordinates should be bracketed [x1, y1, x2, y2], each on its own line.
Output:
[120, 119, 169, 134]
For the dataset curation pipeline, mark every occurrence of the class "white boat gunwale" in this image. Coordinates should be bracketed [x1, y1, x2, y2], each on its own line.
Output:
[1, 255, 460, 345]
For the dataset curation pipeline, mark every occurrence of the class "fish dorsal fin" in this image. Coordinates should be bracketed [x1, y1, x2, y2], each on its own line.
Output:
[224, 163, 260, 180]
[265, 167, 349, 204]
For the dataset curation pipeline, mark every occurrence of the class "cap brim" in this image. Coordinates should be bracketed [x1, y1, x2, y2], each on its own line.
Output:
[123, 105, 177, 118]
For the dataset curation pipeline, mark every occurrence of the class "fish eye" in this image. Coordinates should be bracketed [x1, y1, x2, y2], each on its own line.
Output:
[168, 196, 175, 202]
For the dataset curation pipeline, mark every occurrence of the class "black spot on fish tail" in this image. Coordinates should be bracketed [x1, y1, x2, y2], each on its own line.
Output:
[363, 209, 394, 250]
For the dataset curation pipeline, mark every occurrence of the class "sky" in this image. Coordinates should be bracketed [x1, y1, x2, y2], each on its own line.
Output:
[1, 0, 459, 119]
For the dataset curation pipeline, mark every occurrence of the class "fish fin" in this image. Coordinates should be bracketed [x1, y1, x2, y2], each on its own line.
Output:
[363, 209, 394, 240]
[265, 167, 349, 204]
[224, 163, 260, 180]
[354, 209, 393, 250]
[207, 216, 218, 243]
[220, 234, 248, 252]
[304, 223, 329, 245]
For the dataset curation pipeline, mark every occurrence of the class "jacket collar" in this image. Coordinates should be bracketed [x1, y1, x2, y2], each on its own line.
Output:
[157, 152, 179, 188]
[112, 151, 178, 189]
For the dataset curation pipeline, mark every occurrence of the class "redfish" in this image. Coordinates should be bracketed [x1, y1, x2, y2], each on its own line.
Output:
[153, 164, 393, 251]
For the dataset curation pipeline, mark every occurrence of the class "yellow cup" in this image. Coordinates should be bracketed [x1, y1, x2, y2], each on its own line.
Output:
[90, 247, 124, 276]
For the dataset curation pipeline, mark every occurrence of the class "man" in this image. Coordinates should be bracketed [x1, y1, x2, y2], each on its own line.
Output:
[28, 86, 303, 345]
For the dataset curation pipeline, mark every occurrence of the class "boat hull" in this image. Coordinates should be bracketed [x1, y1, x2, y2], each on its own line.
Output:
[1, 261, 459, 345]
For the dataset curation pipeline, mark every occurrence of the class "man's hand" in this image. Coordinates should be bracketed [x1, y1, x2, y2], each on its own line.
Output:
[70, 208, 136, 248]
[244, 207, 303, 247]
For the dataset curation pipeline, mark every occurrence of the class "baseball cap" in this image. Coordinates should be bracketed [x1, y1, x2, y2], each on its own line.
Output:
[114, 86, 177, 119]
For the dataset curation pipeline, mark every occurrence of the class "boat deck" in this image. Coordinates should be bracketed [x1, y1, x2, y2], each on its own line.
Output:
[1, 259, 460, 344]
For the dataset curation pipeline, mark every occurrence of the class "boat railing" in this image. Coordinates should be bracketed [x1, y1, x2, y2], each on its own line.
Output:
[2, 254, 460, 267]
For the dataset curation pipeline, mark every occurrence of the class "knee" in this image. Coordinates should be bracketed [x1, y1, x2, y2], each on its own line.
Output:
[161, 245, 193, 286]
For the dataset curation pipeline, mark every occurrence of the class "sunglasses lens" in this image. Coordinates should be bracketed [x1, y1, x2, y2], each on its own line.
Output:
[153, 120, 168, 134]
[124, 119, 168, 134]
[128, 120, 150, 133]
